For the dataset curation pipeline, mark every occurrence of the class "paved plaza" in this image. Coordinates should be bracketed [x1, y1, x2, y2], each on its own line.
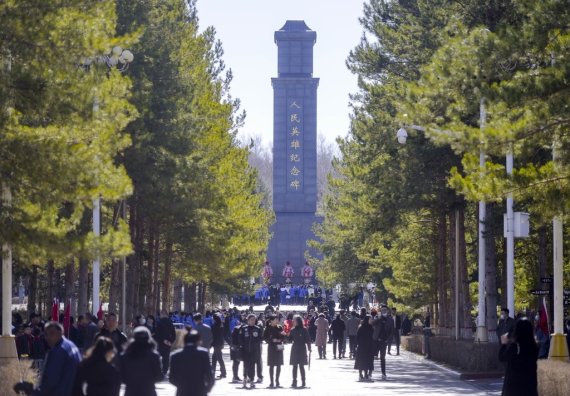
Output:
[129, 345, 503, 396]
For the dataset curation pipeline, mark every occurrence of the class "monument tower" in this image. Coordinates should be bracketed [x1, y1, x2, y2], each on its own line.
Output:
[267, 21, 319, 282]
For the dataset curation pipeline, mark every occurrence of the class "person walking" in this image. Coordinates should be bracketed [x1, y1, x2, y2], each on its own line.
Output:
[211, 313, 227, 380]
[120, 326, 163, 396]
[354, 315, 374, 381]
[315, 313, 329, 359]
[17, 321, 81, 396]
[95, 312, 127, 367]
[263, 315, 285, 388]
[497, 307, 516, 341]
[330, 314, 346, 359]
[239, 314, 263, 389]
[388, 307, 402, 355]
[230, 320, 243, 383]
[499, 318, 538, 396]
[72, 337, 121, 396]
[346, 311, 360, 359]
[289, 316, 312, 389]
[194, 313, 214, 354]
[169, 329, 215, 396]
[372, 305, 394, 380]
[154, 310, 176, 377]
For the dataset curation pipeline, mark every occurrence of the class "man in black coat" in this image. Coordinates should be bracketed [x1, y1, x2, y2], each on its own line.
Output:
[372, 305, 394, 380]
[155, 310, 176, 376]
[95, 312, 127, 367]
[388, 307, 402, 355]
[170, 329, 214, 396]
[496, 307, 516, 342]
[239, 314, 263, 389]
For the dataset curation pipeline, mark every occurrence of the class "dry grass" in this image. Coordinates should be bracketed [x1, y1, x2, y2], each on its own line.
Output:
[538, 359, 570, 396]
[0, 358, 38, 395]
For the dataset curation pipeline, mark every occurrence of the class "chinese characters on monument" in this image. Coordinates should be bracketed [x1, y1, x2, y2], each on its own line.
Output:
[288, 100, 303, 191]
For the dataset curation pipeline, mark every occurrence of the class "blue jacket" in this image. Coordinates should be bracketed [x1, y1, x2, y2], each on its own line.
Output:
[169, 344, 214, 396]
[35, 337, 81, 396]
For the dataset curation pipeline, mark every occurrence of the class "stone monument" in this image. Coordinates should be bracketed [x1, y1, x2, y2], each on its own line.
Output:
[266, 20, 320, 283]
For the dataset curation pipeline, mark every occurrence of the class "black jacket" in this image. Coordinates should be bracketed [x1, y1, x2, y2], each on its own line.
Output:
[95, 328, 127, 352]
[289, 326, 311, 366]
[154, 318, 176, 345]
[263, 325, 285, 366]
[170, 344, 214, 396]
[238, 325, 263, 357]
[497, 317, 516, 341]
[72, 357, 121, 396]
[354, 323, 374, 371]
[499, 342, 538, 396]
[212, 324, 225, 348]
[330, 318, 346, 340]
[372, 315, 394, 342]
[120, 347, 162, 396]
[230, 325, 241, 361]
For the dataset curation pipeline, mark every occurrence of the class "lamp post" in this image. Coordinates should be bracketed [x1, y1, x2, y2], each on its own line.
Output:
[84, 47, 133, 318]
[548, 136, 569, 360]
[475, 98, 488, 342]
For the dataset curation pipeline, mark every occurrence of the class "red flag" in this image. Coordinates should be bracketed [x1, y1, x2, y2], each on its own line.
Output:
[51, 298, 59, 321]
[97, 303, 104, 320]
[63, 299, 71, 338]
[539, 297, 549, 335]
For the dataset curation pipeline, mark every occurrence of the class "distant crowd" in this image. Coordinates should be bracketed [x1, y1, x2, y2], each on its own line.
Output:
[10, 300, 411, 395]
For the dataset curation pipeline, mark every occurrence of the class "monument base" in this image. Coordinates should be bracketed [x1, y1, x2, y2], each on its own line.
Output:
[475, 326, 488, 342]
[267, 212, 321, 281]
[0, 335, 17, 361]
[548, 333, 570, 361]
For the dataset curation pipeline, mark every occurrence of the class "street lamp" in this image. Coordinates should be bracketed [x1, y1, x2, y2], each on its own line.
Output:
[84, 48, 134, 322]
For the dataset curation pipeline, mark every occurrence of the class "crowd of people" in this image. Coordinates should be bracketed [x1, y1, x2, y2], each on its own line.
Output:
[10, 301, 409, 395]
[11, 299, 568, 396]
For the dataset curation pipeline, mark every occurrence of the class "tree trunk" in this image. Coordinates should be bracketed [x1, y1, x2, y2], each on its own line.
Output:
[108, 258, 121, 314]
[486, 203, 498, 339]
[27, 266, 38, 314]
[184, 282, 196, 313]
[162, 240, 173, 311]
[64, 259, 76, 317]
[459, 206, 473, 337]
[47, 259, 55, 308]
[449, 210, 457, 334]
[146, 224, 155, 314]
[126, 199, 142, 320]
[173, 280, 182, 312]
[153, 227, 160, 313]
[437, 211, 448, 330]
[78, 258, 89, 316]
[198, 281, 207, 313]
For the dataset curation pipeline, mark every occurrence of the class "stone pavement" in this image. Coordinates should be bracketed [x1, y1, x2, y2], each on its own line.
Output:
[124, 344, 502, 396]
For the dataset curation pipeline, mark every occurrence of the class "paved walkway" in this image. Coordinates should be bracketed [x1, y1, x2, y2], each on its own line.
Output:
[124, 344, 502, 396]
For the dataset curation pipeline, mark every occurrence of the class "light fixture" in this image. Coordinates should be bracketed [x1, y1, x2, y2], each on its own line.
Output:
[396, 127, 408, 144]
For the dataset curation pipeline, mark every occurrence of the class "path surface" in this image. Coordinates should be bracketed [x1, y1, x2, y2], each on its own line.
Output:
[124, 345, 503, 396]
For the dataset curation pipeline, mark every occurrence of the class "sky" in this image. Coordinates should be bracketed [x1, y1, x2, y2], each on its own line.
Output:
[196, 0, 366, 148]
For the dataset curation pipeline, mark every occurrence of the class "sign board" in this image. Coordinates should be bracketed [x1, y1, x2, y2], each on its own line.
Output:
[541, 277, 553, 284]
[530, 289, 550, 296]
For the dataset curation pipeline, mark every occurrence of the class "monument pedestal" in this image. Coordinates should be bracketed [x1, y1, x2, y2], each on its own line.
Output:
[268, 212, 321, 280]
[0, 335, 17, 360]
